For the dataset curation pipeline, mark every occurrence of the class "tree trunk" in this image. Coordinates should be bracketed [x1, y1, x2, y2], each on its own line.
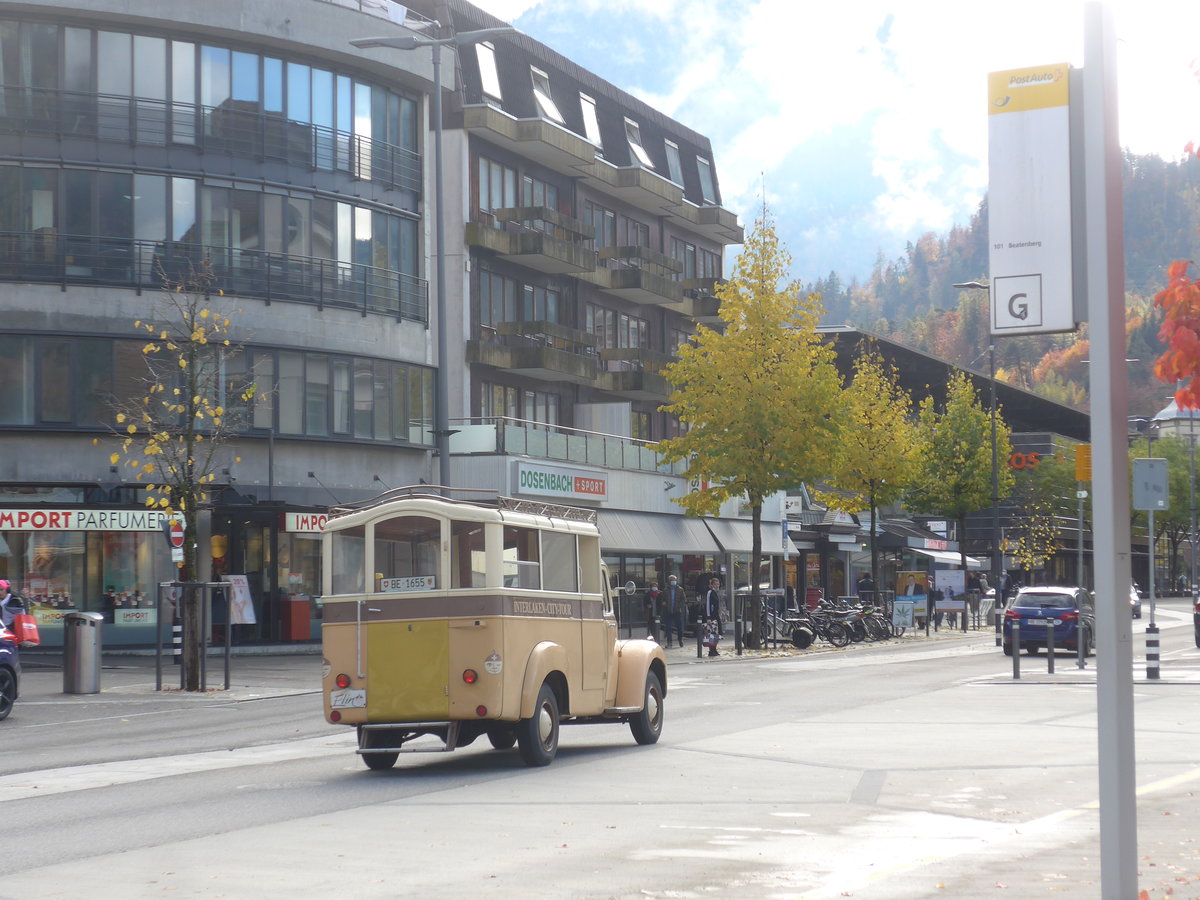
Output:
[747, 502, 763, 650]
[181, 522, 201, 692]
[183, 584, 202, 692]
[868, 485, 879, 610]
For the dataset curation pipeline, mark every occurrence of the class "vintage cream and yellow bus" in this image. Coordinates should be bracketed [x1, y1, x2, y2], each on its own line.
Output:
[320, 489, 667, 769]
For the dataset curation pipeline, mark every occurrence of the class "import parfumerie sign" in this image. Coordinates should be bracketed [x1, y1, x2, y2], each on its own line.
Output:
[0, 509, 170, 531]
[987, 63, 1076, 336]
[515, 462, 607, 501]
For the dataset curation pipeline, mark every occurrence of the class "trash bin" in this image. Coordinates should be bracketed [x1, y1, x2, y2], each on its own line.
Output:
[63, 611, 104, 694]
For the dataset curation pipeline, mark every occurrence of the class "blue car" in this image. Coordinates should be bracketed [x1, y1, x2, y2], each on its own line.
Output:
[1003, 586, 1095, 656]
[0, 624, 20, 720]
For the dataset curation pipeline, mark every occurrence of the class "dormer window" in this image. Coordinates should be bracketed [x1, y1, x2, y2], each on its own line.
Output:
[664, 140, 683, 185]
[625, 118, 654, 168]
[477, 42, 502, 100]
[580, 92, 602, 148]
[530, 66, 564, 123]
[696, 156, 716, 204]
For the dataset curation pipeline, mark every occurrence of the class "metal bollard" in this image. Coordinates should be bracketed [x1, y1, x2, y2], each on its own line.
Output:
[995, 604, 1002, 647]
[1077, 625, 1087, 669]
[1146, 623, 1160, 680]
[1012, 619, 1020, 680]
[1046, 621, 1055, 674]
[696, 622, 703, 659]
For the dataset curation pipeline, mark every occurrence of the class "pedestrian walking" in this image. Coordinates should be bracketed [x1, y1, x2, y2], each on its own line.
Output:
[661, 575, 686, 647]
[703, 577, 723, 656]
[0, 580, 20, 628]
[643, 582, 661, 643]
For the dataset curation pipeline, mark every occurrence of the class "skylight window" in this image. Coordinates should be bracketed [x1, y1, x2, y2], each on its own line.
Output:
[625, 118, 654, 168]
[477, 42, 502, 100]
[530, 66, 564, 123]
[664, 140, 683, 185]
[580, 92, 601, 148]
[696, 156, 716, 204]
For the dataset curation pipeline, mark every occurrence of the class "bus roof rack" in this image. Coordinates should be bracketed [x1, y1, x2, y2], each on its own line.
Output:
[330, 486, 597, 524]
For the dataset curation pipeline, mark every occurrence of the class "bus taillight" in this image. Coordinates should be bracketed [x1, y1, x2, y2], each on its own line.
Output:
[335, 673, 351, 688]
[463, 669, 478, 684]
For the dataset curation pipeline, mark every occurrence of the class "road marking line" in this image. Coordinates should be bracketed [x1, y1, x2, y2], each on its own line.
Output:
[0, 732, 356, 803]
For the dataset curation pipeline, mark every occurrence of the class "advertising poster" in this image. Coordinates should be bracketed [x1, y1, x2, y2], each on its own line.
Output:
[226, 574, 257, 625]
[896, 571, 928, 617]
[938, 569, 966, 610]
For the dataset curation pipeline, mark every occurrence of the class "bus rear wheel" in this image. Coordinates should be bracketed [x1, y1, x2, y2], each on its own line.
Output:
[518, 682, 560, 767]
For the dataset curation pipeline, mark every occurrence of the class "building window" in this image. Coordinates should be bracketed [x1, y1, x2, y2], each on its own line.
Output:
[631, 411, 650, 441]
[522, 285, 560, 323]
[671, 237, 697, 280]
[696, 156, 717, 204]
[523, 390, 559, 428]
[520, 174, 558, 213]
[624, 117, 654, 168]
[621, 216, 649, 248]
[664, 140, 683, 185]
[579, 92, 601, 148]
[700, 247, 722, 278]
[477, 42, 502, 100]
[584, 201, 616, 249]
[618, 313, 648, 349]
[530, 66, 563, 123]
[482, 382, 519, 421]
[478, 156, 517, 222]
[586, 304, 616, 351]
[479, 270, 518, 327]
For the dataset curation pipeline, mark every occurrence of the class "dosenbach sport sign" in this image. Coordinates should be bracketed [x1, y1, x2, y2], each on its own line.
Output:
[987, 63, 1076, 336]
[514, 461, 607, 501]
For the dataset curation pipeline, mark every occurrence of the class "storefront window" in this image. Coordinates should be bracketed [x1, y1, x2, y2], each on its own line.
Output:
[0, 519, 174, 639]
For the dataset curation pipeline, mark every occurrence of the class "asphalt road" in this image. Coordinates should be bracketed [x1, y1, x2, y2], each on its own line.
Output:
[1, 599, 1197, 899]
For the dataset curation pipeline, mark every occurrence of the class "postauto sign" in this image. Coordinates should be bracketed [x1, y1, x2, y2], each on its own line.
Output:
[514, 461, 607, 502]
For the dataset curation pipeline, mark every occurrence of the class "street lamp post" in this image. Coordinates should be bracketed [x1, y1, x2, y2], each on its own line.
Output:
[352, 25, 517, 495]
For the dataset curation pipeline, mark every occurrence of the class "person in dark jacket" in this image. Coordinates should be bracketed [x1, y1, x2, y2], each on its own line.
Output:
[703, 577, 723, 656]
[643, 582, 661, 643]
[661, 576, 686, 648]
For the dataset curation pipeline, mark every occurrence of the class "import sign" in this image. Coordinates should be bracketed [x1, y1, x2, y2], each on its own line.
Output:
[987, 63, 1076, 336]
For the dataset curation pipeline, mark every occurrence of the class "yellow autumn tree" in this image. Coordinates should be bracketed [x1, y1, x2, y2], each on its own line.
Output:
[817, 346, 919, 597]
[908, 370, 1015, 571]
[658, 209, 843, 646]
[105, 261, 255, 689]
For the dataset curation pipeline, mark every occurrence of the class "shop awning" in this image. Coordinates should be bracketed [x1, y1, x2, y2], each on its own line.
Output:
[596, 510, 720, 554]
[704, 519, 799, 555]
[913, 548, 987, 568]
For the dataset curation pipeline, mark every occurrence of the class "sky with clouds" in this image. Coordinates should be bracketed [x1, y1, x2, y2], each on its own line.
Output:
[468, 0, 1200, 286]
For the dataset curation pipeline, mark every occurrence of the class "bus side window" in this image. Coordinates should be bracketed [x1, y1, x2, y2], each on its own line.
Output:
[330, 525, 366, 594]
[451, 521, 486, 588]
[503, 525, 540, 589]
[541, 531, 577, 592]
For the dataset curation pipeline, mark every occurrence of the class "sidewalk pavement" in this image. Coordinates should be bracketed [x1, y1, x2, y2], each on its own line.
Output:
[14, 624, 992, 704]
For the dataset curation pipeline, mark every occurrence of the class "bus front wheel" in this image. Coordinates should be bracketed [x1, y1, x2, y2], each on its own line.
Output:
[518, 682, 560, 767]
[629, 670, 663, 745]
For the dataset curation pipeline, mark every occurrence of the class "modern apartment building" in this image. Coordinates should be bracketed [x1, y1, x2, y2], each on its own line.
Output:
[0, 0, 765, 646]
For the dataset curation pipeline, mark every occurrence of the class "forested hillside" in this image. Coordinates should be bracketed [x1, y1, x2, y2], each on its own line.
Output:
[807, 151, 1200, 416]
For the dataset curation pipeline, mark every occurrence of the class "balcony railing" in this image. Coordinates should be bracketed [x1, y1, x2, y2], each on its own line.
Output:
[450, 416, 688, 476]
[0, 88, 421, 195]
[0, 231, 429, 323]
